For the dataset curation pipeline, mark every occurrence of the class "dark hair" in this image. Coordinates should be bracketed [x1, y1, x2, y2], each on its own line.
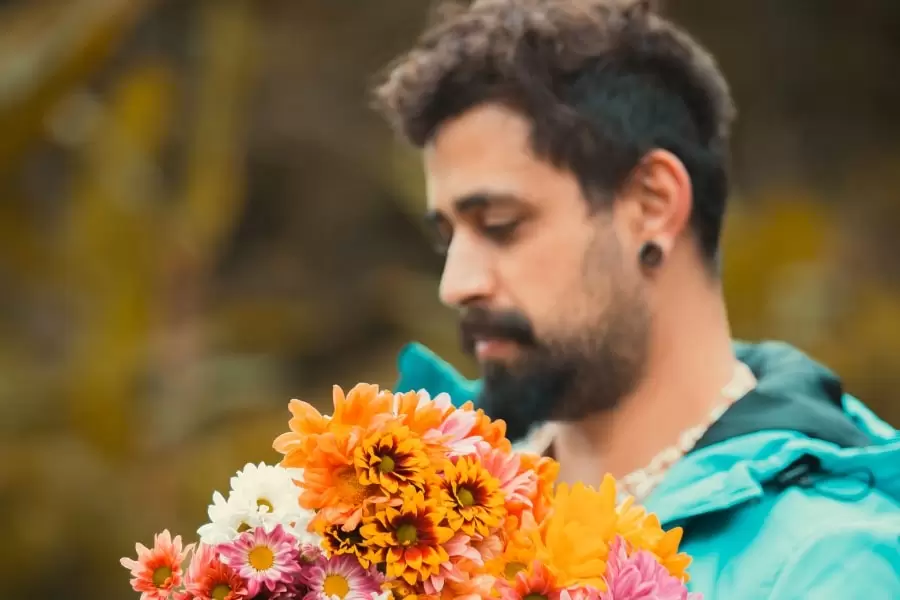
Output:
[373, 0, 736, 265]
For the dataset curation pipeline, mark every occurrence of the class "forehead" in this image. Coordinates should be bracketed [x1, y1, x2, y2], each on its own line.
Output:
[423, 103, 579, 213]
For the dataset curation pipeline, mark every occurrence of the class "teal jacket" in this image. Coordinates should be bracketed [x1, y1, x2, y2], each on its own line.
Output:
[395, 341, 900, 599]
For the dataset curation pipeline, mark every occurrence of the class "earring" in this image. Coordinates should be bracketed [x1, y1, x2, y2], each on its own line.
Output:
[639, 241, 664, 270]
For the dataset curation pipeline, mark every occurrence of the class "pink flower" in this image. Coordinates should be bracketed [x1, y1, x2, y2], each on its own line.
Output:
[217, 524, 302, 597]
[478, 444, 538, 511]
[600, 537, 702, 600]
[303, 554, 383, 599]
[184, 543, 249, 600]
[120, 530, 193, 600]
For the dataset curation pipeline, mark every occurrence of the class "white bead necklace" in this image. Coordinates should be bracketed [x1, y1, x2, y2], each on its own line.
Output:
[618, 361, 758, 502]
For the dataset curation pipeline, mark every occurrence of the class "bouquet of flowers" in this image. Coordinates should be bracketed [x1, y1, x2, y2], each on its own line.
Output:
[122, 384, 699, 599]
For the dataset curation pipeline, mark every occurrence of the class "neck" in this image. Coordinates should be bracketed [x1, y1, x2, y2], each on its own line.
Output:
[552, 270, 736, 488]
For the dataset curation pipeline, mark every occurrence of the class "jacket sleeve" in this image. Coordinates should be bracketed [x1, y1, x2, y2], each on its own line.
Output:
[768, 523, 900, 599]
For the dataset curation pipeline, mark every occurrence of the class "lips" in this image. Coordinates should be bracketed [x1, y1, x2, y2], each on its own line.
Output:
[459, 306, 535, 357]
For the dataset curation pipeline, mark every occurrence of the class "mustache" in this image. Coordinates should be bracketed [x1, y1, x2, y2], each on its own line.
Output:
[459, 306, 537, 355]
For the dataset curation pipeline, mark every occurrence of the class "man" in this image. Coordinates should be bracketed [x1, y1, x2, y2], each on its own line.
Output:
[374, 0, 900, 598]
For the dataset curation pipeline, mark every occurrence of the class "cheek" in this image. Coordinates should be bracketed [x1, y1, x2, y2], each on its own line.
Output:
[496, 221, 597, 329]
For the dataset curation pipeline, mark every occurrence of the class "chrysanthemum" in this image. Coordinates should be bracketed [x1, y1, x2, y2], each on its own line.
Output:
[599, 537, 699, 600]
[120, 530, 192, 600]
[355, 424, 431, 494]
[303, 554, 384, 599]
[460, 402, 511, 453]
[299, 429, 381, 531]
[275, 384, 394, 470]
[217, 524, 302, 597]
[184, 543, 249, 600]
[439, 456, 506, 538]
[360, 487, 453, 585]
[535, 481, 619, 590]
[614, 496, 691, 582]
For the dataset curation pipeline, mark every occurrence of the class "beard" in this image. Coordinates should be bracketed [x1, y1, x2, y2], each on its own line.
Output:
[462, 270, 650, 443]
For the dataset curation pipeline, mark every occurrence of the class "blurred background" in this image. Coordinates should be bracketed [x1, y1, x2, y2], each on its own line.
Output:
[0, 0, 898, 598]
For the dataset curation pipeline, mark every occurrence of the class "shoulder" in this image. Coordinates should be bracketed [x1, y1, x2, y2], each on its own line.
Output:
[685, 483, 900, 598]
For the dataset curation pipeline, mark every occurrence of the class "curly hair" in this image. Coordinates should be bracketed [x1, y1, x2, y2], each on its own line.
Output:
[373, 0, 736, 264]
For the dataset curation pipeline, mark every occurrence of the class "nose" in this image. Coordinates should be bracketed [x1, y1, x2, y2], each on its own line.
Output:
[438, 236, 494, 308]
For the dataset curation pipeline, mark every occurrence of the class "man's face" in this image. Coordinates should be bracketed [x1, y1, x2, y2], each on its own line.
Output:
[423, 103, 651, 441]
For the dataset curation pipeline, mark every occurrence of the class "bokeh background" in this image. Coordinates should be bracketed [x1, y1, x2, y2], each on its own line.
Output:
[0, 0, 898, 598]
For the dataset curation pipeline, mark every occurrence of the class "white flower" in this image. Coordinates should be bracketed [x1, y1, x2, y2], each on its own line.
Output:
[197, 462, 318, 546]
[197, 491, 262, 544]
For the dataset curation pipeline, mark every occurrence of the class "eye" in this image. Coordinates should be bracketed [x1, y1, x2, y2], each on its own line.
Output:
[481, 220, 520, 242]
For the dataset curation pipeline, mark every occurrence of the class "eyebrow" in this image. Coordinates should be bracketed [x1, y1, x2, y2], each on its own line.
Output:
[424, 191, 525, 225]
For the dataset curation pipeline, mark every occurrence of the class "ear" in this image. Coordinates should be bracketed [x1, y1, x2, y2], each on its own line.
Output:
[616, 149, 693, 258]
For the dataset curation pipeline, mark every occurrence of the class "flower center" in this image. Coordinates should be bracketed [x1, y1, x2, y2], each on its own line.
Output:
[237, 522, 252, 533]
[211, 584, 231, 600]
[323, 573, 351, 598]
[396, 523, 418, 545]
[248, 545, 275, 571]
[378, 455, 396, 473]
[524, 595, 548, 600]
[151, 565, 172, 588]
[336, 467, 369, 504]
[505, 562, 526, 579]
[257, 498, 274, 512]
[457, 487, 476, 507]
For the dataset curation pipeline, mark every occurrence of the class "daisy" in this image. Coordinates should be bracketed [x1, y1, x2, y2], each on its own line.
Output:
[197, 463, 317, 546]
[228, 462, 307, 523]
[197, 490, 261, 545]
[217, 524, 302, 597]
[120, 529, 192, 600]
[303, 554, 383, 599]
[184, 543, 248, 600]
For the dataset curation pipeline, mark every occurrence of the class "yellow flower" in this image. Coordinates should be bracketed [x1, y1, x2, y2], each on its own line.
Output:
[355, 425, 431, 494]
[615, 495, 692, 580]
[534, 477, 620, 590]
[438, 457, 506, 538]
[360, 487, 453, 585]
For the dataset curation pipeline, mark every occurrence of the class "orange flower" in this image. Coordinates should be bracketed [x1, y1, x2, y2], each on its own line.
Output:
[460, 402, 511, 453]
[274, 384, 394, 470]
[355, 424, 431, 494]
[120, 530, 193, 600]
[360, 487, 453, 585]
[498, 561, 561, 600]
[518, 452, 558, 523]
[299, 429, 378, 531]
[394, 390, 450, 436]
[487, 513, 540, 582]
